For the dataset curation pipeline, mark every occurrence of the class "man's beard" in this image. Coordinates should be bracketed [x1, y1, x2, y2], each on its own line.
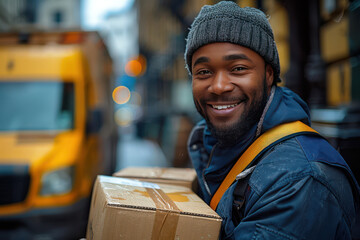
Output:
[194, 76, 269, 146]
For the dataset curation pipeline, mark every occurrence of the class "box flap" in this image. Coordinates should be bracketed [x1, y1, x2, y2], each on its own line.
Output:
[98, 175, 220, 220]
[113, 167, 197, 182]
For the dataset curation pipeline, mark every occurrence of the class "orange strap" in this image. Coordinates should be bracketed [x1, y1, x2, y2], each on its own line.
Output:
[209, 121, 319, 210]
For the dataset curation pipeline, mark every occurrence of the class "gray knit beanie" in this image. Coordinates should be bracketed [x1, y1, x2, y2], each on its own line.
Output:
[185, 1, 281, 82]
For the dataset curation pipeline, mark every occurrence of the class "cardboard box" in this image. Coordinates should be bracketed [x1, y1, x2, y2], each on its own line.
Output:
[87, 175, 221, 240]
[113, 167, 198, 192]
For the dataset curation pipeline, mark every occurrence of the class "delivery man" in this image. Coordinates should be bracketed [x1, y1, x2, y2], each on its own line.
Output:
[184, 1, 360, 239]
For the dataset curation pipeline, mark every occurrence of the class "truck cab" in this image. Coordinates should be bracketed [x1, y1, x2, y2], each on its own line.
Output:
[0, 31, 118, 239]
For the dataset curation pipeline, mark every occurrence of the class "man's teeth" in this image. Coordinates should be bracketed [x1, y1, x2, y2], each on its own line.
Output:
[212, 103, 238, 110]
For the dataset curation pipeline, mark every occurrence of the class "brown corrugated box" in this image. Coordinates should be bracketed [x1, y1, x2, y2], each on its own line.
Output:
[86, 175, 221, 240]
[113, 167, 198, 192]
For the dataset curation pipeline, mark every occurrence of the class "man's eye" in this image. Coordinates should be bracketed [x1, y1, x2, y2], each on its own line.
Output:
[232, 66, 246, 72]
[196, 70, 211, 75]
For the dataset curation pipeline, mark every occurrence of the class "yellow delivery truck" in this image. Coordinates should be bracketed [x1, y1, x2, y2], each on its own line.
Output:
[0, 31, 118, 239]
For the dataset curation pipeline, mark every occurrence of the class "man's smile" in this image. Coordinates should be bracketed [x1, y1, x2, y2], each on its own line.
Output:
[211, 103, 239, 110]
[205, 100, 244, 119]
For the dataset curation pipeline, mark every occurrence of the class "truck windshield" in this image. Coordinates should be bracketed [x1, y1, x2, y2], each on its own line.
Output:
[0, 81, 74, 131]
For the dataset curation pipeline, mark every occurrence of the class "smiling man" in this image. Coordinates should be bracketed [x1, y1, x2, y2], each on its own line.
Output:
[185, 1, 359, 239]
[192, 43, 271, 145]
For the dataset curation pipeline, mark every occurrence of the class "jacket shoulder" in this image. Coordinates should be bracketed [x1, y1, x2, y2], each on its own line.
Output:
[249, 136, 310, 193]
[248, 135, 356, 222]
[250, 135, 349, 191]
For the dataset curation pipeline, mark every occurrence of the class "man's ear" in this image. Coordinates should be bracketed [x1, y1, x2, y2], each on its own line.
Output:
[265, 64, 274, 87]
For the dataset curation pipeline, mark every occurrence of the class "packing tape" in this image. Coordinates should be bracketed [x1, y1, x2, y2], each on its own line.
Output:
[146, 188, 180, 240]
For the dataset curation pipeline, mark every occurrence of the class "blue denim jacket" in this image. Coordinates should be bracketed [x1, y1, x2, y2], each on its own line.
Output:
[188, 127, 359, 239]
[187, 87, 360, 239]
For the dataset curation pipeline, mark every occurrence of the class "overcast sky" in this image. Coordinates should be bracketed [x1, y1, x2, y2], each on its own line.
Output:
[82, 0, 134, 29]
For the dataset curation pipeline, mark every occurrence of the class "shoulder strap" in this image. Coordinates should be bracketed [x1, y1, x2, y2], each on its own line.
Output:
[210, 121, 319, 210]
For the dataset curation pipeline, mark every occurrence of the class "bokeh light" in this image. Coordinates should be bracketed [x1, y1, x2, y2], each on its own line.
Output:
[124, 55, 146, 77]
[114, 107, 133, 126]
[125, 60, 142, 77]
[112, 86, 131, 104]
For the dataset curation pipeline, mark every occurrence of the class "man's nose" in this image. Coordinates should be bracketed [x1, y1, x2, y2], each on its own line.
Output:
[208, 71, 234, 95]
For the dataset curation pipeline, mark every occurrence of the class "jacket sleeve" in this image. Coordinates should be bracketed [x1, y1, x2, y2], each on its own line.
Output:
[219, 174, 354, 240]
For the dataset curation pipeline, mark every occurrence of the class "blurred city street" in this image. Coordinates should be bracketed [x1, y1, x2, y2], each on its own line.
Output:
[116, 131, 169, 170]
[1, 0, 360, 239]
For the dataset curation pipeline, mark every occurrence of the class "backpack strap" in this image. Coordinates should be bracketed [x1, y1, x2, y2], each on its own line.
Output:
[210, 121, 319, 210]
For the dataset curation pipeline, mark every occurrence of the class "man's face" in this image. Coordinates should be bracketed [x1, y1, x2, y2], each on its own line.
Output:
[191, 42, 273, 144]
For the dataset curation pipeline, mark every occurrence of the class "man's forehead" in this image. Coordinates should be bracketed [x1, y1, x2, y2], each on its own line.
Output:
[192, 53, 254, 68]
[192, 42, 261, 67]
